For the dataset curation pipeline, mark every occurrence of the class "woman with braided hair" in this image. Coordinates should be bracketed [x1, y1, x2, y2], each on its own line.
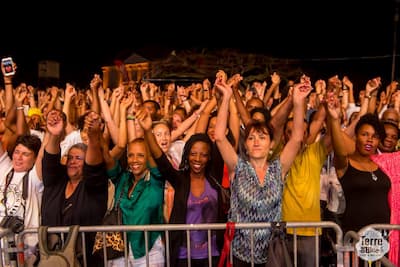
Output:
[137, 107, 227, 267]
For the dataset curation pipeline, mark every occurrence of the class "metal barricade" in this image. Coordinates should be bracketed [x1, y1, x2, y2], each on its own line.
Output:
[17, 221, 343, 267]
[0, 227, 16, 267]
[342, 224, 400, 267]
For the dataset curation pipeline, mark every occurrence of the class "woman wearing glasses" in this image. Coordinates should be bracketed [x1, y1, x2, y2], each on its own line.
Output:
[41, 109, 108, 267]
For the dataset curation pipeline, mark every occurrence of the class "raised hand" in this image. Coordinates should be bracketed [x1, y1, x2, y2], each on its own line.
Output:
[327, 75, 342, 92]
[216, 70, 228, 83]
[293, 75, 312, 103]
[227, 73, 243, 88]
[326, 91, 341, 120]
[49, 86, 59, 101]
[65, 83, 76, 101]
[15, 85, 28, 106]
[214, 76, 232, 98]
[85, 111, 102, 138]
[342, 76, 353, 90]
[202, 79, 211, 91]
[315, 79, 326, 95]
[90, 74, 102, 91]
[365, 77, 381, 96]
[46, 109, 66, 136]
[387, 80, 398, 94]
[135, 108, 152, 132]
[120, 92, 134, 111]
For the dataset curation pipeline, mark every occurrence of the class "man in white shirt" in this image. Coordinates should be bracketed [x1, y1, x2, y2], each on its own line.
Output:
[0, 134, 43, 263]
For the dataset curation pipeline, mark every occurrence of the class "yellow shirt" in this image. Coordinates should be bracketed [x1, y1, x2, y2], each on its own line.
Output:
[282, 141, 327, 236]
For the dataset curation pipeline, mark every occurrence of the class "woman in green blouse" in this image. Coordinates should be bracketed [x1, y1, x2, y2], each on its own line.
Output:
[107, 138, 165, 267]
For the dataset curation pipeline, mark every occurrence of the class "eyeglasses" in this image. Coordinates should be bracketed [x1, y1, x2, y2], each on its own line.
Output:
[66, 155, 84, 161]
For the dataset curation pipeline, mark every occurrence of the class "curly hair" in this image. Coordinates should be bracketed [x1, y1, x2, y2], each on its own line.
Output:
[355, 113, 385, 142]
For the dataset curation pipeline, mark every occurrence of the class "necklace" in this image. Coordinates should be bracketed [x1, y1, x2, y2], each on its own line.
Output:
[357, 160, 378, 182]
[371, 171, 378, 181]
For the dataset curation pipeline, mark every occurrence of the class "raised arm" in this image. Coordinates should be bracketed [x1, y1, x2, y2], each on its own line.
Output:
[366, 77, 381, 114]
[326, 91, 348, 177]
[89, 74, 102, 114]
[162, 82, 176, 121]
[344, 77, 380, 139]
[45, 109, 66, 155]
[280, 76, 312, 177]
[232, 83, 251, 127]
[108, 93, 132, 160]
[228, 96, 240, 151]
[63, 83, 78, 135]
[269, 93, 293, 148]
[47, 86, 61, 113]
[306, 103, 326, 145]
[84, 111, 103, 165]
[98, 85, 119, 145]
[214, 77, 238, 175]
[14, 87, 29, 136]
[195, 96, 217, 134]
[136, 108, 163, 159]
[262, 72, 280, 107]
[171, 100, 208, 142]
[111, 86, 124, 127]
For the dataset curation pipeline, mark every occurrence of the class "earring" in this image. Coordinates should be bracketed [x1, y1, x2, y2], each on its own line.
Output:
[185, 159, 189, 170]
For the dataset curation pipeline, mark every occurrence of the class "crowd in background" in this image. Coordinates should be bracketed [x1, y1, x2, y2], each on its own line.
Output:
[0, 59, 400, 267]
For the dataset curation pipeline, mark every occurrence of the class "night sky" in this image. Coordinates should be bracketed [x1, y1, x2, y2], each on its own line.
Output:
[2, 1, 399, 89]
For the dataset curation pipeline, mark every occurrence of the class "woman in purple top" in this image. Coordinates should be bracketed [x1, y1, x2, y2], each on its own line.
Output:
[136, 107, 226, 267]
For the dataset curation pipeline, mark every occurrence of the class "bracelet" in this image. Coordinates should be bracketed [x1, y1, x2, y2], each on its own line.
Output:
[366, 95, 372, 99]
[4, 82, 12, 85]
[126, 115, 135, 121]
[16, 106, 24, 110]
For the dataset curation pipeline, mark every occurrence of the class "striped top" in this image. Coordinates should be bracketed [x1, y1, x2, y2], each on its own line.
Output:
[229, 157, 283, 264]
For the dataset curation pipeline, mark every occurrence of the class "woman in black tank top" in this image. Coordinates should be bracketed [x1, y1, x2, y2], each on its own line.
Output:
[332, 113, 390, 232]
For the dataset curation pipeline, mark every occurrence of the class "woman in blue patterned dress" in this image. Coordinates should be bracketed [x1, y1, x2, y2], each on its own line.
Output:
[214, 76, 312, 266]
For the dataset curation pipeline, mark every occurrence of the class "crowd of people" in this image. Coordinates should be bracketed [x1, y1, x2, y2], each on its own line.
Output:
[0, 59, 399, 267]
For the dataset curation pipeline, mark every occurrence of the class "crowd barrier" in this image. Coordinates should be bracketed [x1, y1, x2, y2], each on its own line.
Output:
[8, 221, 400, 267]
[10, 222, 343, 267]
[0, 222, 394, 267]
[0, 227, 16, 267]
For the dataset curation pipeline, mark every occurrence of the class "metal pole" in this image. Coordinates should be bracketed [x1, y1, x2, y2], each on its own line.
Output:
[392, 5, 399, 81]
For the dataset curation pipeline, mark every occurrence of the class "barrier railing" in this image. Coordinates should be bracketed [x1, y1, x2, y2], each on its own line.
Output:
[0, 227, 15, 267]
[13, 221, 343, 267]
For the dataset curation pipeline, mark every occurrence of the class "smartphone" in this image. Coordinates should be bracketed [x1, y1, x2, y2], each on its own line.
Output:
[2, 57, 15, 76]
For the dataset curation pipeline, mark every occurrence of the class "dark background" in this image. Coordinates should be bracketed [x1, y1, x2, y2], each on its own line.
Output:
[1, 1, 399, 89]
